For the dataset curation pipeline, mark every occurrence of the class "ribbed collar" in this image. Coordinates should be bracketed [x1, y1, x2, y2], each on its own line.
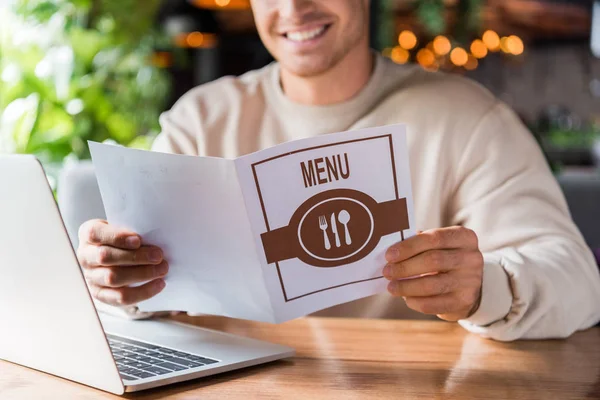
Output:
[262, 53, 389, 134]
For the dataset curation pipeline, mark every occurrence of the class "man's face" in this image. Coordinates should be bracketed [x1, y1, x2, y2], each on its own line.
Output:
[250, 0, 369, 77]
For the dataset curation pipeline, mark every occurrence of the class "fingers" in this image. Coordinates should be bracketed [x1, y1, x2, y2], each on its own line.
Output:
[403, 289, 482, 322]
[383, 249, 482, 280]
[387, 273, 458, 298]
[403, 294, 456, 316]
[88, 279, 167, 307]
[79, 219, 141, 250]
[79, 245, 163, 268]
[386, 226, 478, 264]
[83, 261, 169, 288]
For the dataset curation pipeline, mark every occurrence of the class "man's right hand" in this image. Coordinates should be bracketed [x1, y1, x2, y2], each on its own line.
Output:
[77, 219, 169, 307]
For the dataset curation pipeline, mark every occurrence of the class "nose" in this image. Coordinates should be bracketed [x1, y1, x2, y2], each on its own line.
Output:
[278, 0, 316, 20]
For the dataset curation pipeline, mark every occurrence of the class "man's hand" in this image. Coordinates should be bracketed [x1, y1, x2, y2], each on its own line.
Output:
[383, 227, 484, 321]
[77, 219, 168, 307]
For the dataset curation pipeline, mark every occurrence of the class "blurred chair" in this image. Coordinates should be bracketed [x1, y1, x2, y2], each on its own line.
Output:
[57, 161, 105, 250]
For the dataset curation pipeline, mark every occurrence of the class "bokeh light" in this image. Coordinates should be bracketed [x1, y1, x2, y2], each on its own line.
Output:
[187, 32, 204, 47]
[416, 48, 436, 68]
[391, 46, 410, 64]
[433, 36, 451, 56]
[500, 36, 510, 53]
[470, 39, 488, 59]
[482, 30, 500, 52]
[398, 31, 418, 50]
[506, 35, 524, 55]
[450, 47, 468, 66]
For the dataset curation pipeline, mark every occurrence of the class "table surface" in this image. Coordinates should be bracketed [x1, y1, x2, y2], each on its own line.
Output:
[1, 316, 599, 399]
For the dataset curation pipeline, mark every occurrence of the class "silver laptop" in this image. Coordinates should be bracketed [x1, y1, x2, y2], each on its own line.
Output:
[0, 155, 294, 395]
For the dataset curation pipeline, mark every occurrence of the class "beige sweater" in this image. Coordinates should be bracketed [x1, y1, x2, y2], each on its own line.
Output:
[127, 54, 600, 340]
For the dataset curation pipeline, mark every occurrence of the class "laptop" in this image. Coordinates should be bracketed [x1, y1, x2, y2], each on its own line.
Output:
[0, 155, 294, 395]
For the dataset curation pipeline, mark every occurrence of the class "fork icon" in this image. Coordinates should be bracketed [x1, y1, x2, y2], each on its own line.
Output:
[318, 215, 331, 250]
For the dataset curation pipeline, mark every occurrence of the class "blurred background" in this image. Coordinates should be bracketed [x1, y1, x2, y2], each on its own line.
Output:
[1, 0, 600, 251]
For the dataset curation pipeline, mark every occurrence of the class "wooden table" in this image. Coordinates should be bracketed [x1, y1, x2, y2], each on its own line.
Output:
[1, 317, 599, 399]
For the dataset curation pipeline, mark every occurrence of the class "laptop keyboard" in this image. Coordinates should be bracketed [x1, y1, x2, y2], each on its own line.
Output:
[106, 334, 219, 381]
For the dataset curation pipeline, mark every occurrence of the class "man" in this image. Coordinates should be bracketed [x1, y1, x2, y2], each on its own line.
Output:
[77, 0, 600, 341]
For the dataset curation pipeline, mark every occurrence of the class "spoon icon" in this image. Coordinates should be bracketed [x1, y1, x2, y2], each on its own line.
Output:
[338, 210, 352, 245]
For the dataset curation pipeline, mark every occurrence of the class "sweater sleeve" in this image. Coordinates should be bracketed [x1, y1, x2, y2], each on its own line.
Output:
[451, 101, 600, 340]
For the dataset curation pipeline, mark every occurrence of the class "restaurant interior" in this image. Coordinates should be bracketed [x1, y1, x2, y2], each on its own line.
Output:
[0, 0, 599, 398]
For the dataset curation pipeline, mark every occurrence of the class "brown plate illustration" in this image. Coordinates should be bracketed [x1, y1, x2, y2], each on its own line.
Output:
[261, 189, 409, 268]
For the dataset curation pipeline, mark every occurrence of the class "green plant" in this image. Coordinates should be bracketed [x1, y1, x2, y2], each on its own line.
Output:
[0, 0, 170, 168]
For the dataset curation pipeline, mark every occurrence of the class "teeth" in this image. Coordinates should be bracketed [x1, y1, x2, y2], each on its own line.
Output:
[286, 26, 326, 42]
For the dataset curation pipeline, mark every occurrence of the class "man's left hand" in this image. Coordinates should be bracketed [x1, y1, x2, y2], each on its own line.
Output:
[383, 226, 484, 321]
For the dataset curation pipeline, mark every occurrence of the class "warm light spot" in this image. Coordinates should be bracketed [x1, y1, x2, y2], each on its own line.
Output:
[450, 47, 468, 66]
[500, 36, 510, 53]
[464, 55, 478, 70]
[470, 39, 488, 59]
[191, 0, 249, 9]
[151, 51, 173, 68]
[482, 30, 500, 51]
[433, 35, 451, 56]
[506, 35, 524, 55]
[391, 46, 410, 64]
[416, 48, 436, 68]
[187, 32, 205, 47]
[175, 32, 217, 48]
[398, 30, 418, 50]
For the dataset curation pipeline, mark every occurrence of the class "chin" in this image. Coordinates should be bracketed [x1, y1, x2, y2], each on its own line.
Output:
[277, 53, 340, 78]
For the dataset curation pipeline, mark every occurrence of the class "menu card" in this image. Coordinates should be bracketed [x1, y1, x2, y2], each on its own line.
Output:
[90, 124, 415, 323]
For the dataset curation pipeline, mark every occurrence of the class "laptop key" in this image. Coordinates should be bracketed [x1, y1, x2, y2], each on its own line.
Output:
[120, 358, 143, 366]
[172, 351, 191, 358]
[153, 353, 173, 360]
[138, 350, 160, 356]
[130, 354, 152, 361]
[129, 370, 156, 379]
[163, 357, 204, 368]
[127, 361, 151, 369]
[118, 367, 138, 374]
[144, 358, 165, 365]
[156, 362, 188, 372]
[140, 366, 173, 375]
[157, 348, 176, 354]
[120, 373, 138, 381]
[186, 355, 218, 364]
[195, 357, 218, 365]
[113, 350, 134, 357]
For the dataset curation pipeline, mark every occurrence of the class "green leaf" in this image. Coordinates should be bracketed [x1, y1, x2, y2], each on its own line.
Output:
[416, 0, 446, 36]
[106, 113, 137, 143]
[15, 1, 60, 22]
[69, 27, 110, 67]
[3, 94, 40, 153]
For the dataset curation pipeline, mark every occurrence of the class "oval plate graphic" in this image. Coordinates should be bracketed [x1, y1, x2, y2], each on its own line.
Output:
[289, 189, 381, 268]
[298, 197, 374, 262]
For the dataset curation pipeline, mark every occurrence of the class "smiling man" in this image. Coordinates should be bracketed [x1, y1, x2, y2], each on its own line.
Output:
[77, 0, 600, 340]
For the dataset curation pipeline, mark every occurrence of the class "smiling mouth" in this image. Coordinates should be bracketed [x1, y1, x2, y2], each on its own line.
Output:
[283, 24, 332, 43]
